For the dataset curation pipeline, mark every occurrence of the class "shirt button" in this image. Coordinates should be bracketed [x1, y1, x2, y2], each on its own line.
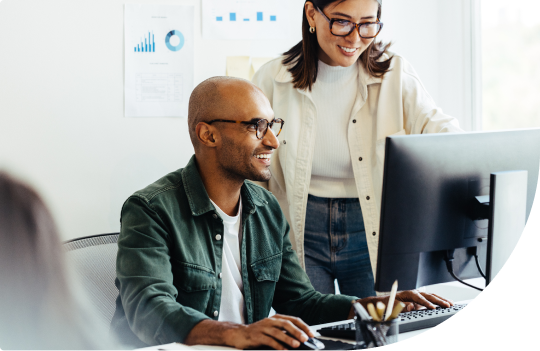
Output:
[219, 273, 223, 279]
[283, 140, 287, 144]
[373, 232, 377, 236]
[366, 196, 370, 200]
[352, 119, 357, 123]
[215, 234, 222, 241]
[359, 157, 363, 161]
[212, 214, 218, 219]
[213, 310, 219, 317]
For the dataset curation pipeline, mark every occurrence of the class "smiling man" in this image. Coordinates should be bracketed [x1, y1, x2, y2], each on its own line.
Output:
[110, 77, 453, 350]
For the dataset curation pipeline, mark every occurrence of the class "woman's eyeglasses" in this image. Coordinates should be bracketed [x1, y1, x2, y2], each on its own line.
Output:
[317, 7, 383, 38]
[207, 118, 284, 140]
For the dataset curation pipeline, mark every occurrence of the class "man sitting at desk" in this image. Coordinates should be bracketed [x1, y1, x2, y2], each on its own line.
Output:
[111, 77, 453, 349]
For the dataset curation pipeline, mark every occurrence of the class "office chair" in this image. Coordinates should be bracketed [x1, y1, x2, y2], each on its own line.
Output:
[63, 233, 119, 329]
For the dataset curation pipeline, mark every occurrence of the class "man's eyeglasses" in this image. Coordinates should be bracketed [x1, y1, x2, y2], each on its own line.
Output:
[317, 7, 383, 38]
[207, 118, 284, 140]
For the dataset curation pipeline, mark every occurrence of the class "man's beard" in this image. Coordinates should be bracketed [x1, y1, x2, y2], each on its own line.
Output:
[218, 135, 272, 182]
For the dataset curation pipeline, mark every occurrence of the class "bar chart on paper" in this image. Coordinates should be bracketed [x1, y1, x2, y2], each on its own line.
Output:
[134, 31, 156, 52]
[202, 0, 289, 40]
[219, 11, 277, 22]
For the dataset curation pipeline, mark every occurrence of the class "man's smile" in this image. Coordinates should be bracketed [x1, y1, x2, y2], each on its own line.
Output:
[255, 152, 272, 165]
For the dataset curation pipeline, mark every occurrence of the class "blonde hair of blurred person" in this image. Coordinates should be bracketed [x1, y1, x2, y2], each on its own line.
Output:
[0, 171, 113, 350]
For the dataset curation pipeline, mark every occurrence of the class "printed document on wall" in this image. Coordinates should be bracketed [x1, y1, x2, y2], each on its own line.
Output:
[125, 4, 194, 117]
[202, 0, 290, 40]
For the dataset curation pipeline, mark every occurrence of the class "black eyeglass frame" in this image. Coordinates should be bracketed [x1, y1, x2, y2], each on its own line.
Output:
[207, 118, 284, 140]
[317, 7, 383, 38]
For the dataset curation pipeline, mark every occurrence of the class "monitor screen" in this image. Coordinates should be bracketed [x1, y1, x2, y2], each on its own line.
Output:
[374, 129, 540, 291]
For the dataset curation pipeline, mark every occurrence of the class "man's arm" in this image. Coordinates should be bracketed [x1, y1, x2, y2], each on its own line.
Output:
[270, 210, 455, 325]
[270, 217, 357, 325]
[116, 196, 210, 345]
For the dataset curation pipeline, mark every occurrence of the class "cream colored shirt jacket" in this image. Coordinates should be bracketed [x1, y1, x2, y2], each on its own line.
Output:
[252, 53, 463, 276]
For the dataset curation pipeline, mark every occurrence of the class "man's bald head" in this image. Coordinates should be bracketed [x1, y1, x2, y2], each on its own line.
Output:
[188, 76, 268, 150]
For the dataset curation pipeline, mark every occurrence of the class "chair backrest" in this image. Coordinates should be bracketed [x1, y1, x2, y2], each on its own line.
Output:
[63, 233, 119, 329]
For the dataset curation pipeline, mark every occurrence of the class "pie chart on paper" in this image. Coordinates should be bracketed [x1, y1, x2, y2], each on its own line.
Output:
[165, 30, 184, 51]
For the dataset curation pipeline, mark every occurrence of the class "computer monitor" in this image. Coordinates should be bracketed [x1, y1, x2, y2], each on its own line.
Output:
[374, 129, 540, 291]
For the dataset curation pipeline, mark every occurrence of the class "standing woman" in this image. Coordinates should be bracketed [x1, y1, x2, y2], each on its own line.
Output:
[252, 0, 461, 297]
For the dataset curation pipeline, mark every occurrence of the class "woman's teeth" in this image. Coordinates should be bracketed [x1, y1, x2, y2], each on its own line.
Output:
[256, 154, 271, 159]
[339, 46, 357, 53]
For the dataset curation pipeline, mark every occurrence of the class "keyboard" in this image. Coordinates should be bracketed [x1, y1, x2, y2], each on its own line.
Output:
[317, 303, 467, 340]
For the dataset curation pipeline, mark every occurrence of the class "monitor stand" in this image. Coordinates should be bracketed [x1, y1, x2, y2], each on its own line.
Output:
[485, 170, 528, 285]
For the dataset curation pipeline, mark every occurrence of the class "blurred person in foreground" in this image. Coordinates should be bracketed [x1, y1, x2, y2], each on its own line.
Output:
[0, 171, 114, 349]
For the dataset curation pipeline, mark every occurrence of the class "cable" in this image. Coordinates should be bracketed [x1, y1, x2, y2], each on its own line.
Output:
[474, 253, 486, 279]
[445, 250, 483, 292]
[468, 245, 487, 279]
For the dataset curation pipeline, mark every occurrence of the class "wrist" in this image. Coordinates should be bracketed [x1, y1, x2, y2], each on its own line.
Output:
[185, 319, 241, 347]
[222, 323, 245, 347]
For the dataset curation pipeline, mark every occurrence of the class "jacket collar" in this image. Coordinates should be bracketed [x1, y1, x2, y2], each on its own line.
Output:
[274, 58, 383, 100]
[181, 155, 267, 217]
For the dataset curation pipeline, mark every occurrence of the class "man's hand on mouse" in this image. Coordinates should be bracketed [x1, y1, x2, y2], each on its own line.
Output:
[223, 314, 314, 350]
[348, 290, 455, 318]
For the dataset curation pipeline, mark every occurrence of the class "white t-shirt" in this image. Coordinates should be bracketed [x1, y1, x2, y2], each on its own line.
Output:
[210, 198, 245, 324]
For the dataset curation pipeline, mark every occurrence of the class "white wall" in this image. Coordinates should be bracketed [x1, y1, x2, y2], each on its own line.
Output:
[0, 0, 474, 240]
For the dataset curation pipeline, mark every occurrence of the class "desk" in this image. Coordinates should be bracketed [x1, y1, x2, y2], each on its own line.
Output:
[139, 325, 430, 350]
[140, 301, 470, 351]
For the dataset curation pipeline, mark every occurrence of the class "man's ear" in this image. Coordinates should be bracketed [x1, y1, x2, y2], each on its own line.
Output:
[196, 122, 218, 148]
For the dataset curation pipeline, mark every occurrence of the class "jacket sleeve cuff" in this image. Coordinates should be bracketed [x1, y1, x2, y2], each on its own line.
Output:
[324, 294, 357, 323]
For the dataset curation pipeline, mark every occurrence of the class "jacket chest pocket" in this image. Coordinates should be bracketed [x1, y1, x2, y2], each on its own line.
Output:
[251, 252, 282, 317]
[172, 262, 216, 315]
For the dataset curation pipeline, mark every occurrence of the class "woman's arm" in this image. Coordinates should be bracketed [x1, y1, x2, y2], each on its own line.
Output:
[397, 56, 464, 134]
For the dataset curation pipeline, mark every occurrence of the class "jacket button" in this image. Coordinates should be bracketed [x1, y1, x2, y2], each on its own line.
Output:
[214, 310, 219, 317]
[373, 232, 377, 236]
[366, 196, 370, 200]
[219, 273, 223, 279]
[215, 234, 222, 241]
[359, 157, 363, 161]
[352, 119, 357, 123]
[212, 214, 218, 219]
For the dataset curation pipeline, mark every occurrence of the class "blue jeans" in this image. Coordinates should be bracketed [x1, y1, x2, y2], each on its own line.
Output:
[304, 194, 375, 298]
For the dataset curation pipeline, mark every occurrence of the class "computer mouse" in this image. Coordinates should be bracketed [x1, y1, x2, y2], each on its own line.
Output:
[298, 336, 325, 350]
[284, 333, 324, 351]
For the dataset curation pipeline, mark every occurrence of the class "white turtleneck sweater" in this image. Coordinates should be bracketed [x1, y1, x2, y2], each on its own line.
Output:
[309, 60, 359, 198]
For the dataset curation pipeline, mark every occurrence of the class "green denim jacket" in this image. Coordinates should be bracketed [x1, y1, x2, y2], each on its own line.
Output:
[110, 156, 356, 347]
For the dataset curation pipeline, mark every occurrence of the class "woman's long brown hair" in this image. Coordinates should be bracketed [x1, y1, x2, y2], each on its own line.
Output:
[283, 0, 392, 91]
